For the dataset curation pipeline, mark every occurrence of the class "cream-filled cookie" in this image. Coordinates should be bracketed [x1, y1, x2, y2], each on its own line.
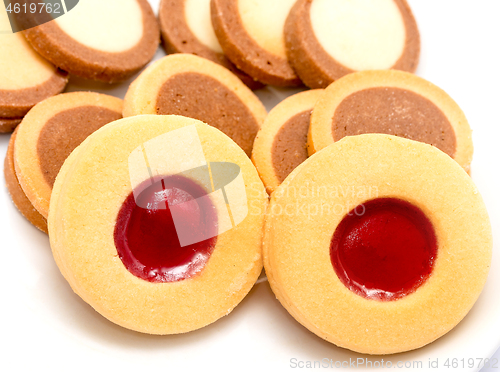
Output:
[308, 70, 473, 172]
[48, 115, 268, 334]
[252, 89, 323, 193]
[14, 92, 123, 219]
[23, 0, 159, 83]
[123, 54, 267, 156]
[159, 0, 263, 90]
[211, 0, 302, 87]
[0, 3, 68, 124]
[264, 134, 491, 354]
[4, 128, 48, 233]
[285, 0, 420, 88]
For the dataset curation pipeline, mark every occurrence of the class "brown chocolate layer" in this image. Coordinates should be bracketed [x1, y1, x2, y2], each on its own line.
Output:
[158, 0, 263, 90]
[285, 0, 420, 89]
[23, 0, 159, 83]
[332, 87, 456, 157]
[0, 70, 68, 118]
[37, 106, 122, 187]
[211, 0, 302, 87]
[272, 110, 311, 183]
[156, 72, 259, 156]
[0, 117, 23, 133]
[4, 128, 48, 233]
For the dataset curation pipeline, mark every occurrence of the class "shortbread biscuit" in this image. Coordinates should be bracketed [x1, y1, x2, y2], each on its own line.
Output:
[0, 118, 22, 133]
[23, 0, 159, 83]
[14, 92, 123, 219]
[123, 54, 267, 156]
[285, 0, 420, 88]
[252, 89, 323, 193]
[0, 3, 68, 122]
[264, 134, 491, 355]
[48, 115, 268, 334]
[4, 128, 47, 233]
[308, 70, 473, 172]
[211, 0, 302, 87]
[159, 0, 263, 90]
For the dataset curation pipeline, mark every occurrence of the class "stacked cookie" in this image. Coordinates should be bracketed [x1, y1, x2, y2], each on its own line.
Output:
[1, 0, 493, 358]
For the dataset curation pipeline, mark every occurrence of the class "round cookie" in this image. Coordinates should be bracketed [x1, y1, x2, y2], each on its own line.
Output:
[4, 128, 48, 233]
[308, 70, 473, 172]
[0, 118, 23, 133]
[48, 115, 268, 334]
[123, 54, 268, 156]
[0, 3, 68, 122]
[285, 0, 420, 88]
[14, 92, 123, 219]
[159, 0, 263, 90]
[23, 0, 159, 83]
[252, 89, 323, 194]
[211, 0, 302, 87]
[263, 134, 492, 355]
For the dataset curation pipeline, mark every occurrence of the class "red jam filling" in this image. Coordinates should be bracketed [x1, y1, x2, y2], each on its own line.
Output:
[114, 175, 218, 283]
[330, 198, 437, 301]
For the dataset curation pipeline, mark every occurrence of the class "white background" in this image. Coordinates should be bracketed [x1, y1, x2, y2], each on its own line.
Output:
[0, 1, 499, 371]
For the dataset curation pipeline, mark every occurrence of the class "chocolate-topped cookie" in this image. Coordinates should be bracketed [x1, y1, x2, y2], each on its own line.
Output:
[252, 89, 323, 193]
[309, 70, 473, 172]
[4, 128, 47, 233]
[14, 92, 123, 219]
[211, 0, 302, 87]
[159, 0, 262, 90]
[23, 0, 159, 83]
[0, 3, 68, 127]
[123, 54, 267, 156]
[285, 0, 420, 88]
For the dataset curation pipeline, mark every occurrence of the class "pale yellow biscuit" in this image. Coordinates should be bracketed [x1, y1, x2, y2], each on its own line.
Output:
[264, 134, 491, 355]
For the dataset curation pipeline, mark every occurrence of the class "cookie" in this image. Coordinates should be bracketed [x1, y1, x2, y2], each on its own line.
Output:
[123, 54, 267, 156]
[4, 128, 48, 233]
[252, 89, 323, 193]
[14, 92, 123, 219]
[0, 3, 68, 123]
[0, 118, 23, 133]
[159, 0, 263, 90]
[308, 70, 473, 172]
[285, 0, 420, 88]
[264, 134, 491, 354]
[211, 0, 302, 87]
[23, 0, 159, 83]
[48, 115, 268, 334]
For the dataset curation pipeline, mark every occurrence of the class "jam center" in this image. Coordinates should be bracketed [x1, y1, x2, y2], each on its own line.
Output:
[330, 198, 437, 301]
[114, 175, 218, 283]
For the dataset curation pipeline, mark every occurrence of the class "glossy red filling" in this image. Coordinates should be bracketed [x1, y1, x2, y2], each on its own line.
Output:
[330, 198, 437, 301]
[114, 175, 218, 283]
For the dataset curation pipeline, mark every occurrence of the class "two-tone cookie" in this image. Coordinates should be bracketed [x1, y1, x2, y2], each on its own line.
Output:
[308, 70, 473, 172]
[264, 134, 491, 354]
[4, 128, 47, 233]
[0, 3, 68, 129]
[23, 0, 159, 83]
[285, 0, 420, 88]
[159, 0, 263, 90]
[123, 54, 267, 156]
[211, 0, 302, 87]
[48, 115, 268, 334]
[252, 89, 323, 193]
[14, 92, 123, 219]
